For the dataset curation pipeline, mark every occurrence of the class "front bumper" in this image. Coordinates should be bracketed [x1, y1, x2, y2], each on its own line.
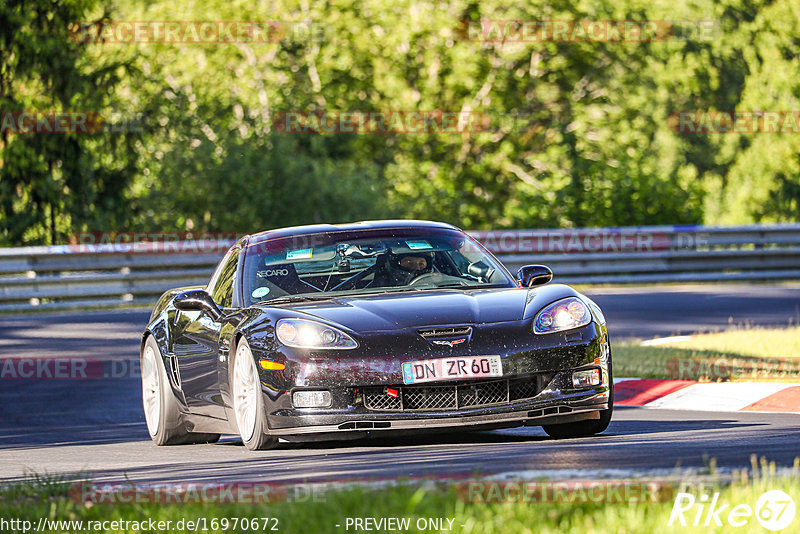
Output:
[247, 321, 611, 440]
[268, 390, 608, 440]
[263, 367, 610, 441]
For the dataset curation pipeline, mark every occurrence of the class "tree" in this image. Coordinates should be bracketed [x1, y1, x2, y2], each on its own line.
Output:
[0, 0, 141, 245]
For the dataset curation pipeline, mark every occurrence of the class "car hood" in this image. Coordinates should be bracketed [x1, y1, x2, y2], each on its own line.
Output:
[265, 288, 533, 332]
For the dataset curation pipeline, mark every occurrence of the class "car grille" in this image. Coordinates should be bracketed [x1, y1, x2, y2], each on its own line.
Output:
[509, 376, 542, 400]
[363, 374, 552, 412]
[405, 386, 457, 410]
[458, 379, 507, 407]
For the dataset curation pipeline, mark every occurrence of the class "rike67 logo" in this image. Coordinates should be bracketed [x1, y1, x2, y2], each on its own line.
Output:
[669, 490, 795, 531]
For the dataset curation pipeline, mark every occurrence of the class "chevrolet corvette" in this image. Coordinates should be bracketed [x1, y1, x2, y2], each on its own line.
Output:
[140, 220, 612, 449]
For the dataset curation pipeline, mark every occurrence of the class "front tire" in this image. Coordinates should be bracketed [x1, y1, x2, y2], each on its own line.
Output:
[141, 336, 220, 445]
[542, 355, 614, 439]
[232, 339, 278, 450]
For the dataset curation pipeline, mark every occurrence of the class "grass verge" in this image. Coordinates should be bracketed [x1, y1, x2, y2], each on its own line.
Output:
[1, 466, 799, 533]
[614, 326, 800, 380]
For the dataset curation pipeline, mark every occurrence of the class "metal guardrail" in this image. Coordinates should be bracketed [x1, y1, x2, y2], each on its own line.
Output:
[471, 224, 800, 284]
[1, 224, 799, 311]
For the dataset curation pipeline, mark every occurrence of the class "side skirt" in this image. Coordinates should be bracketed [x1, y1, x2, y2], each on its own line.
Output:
[182, 412, 237, 434]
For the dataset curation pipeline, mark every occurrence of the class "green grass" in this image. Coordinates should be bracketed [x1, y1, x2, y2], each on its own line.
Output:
[2, 464, 799, 534]
[660, 326, 800, 359]
[614, 326, 800, 380]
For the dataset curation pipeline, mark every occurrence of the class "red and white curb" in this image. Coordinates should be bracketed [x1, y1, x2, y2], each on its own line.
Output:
[613, 378, 800, 413]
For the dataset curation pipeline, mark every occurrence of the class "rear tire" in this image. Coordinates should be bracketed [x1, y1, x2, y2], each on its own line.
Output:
[543, 355, 614, 439]
[232, 339, 278, 451]
[141, 336, 221, 445]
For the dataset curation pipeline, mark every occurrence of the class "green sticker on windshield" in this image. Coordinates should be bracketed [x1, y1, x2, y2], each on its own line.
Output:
[251, 287, 270, 299]
[405, 240, 432, 250]
[286, 248, 313, 260]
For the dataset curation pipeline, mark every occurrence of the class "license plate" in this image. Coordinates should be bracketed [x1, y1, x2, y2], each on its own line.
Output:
[402, 356, 503, 384]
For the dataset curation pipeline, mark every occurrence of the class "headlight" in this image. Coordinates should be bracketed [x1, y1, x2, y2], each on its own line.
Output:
[583, 296, 606, 325]
[533, 297, 592, 334]
[276, 318, 358, 349]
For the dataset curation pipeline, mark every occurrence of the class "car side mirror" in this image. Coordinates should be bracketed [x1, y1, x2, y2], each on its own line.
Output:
[517, 265, 553, 287]
[174, 289, 223, 321]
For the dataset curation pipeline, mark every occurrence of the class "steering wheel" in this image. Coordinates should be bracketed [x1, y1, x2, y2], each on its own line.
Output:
[408, 272, 469, 287]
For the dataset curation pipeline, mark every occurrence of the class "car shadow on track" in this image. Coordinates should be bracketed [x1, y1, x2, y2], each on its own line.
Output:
[598, 420, 771, 437]
[221, 414, 769, 451]
[0, 406, 774, 451]
[4, 417, 794, 485]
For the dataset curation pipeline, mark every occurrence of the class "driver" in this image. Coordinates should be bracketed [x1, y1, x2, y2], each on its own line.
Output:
[389, 252, 433, 285]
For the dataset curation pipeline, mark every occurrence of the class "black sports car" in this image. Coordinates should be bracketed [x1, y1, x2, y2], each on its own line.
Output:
[141, 220, 612, 450]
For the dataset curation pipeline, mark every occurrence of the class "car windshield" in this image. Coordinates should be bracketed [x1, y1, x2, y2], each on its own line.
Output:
[241, 227, 516, 305]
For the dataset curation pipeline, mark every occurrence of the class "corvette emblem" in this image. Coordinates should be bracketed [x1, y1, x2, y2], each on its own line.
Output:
[431, 338, 467, 347]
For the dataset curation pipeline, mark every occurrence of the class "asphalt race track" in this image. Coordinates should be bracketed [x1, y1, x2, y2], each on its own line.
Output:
[1, 284, 799, 484]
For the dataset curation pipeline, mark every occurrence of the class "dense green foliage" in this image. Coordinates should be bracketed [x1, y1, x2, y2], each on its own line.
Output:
[1, 0, 799, 245]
